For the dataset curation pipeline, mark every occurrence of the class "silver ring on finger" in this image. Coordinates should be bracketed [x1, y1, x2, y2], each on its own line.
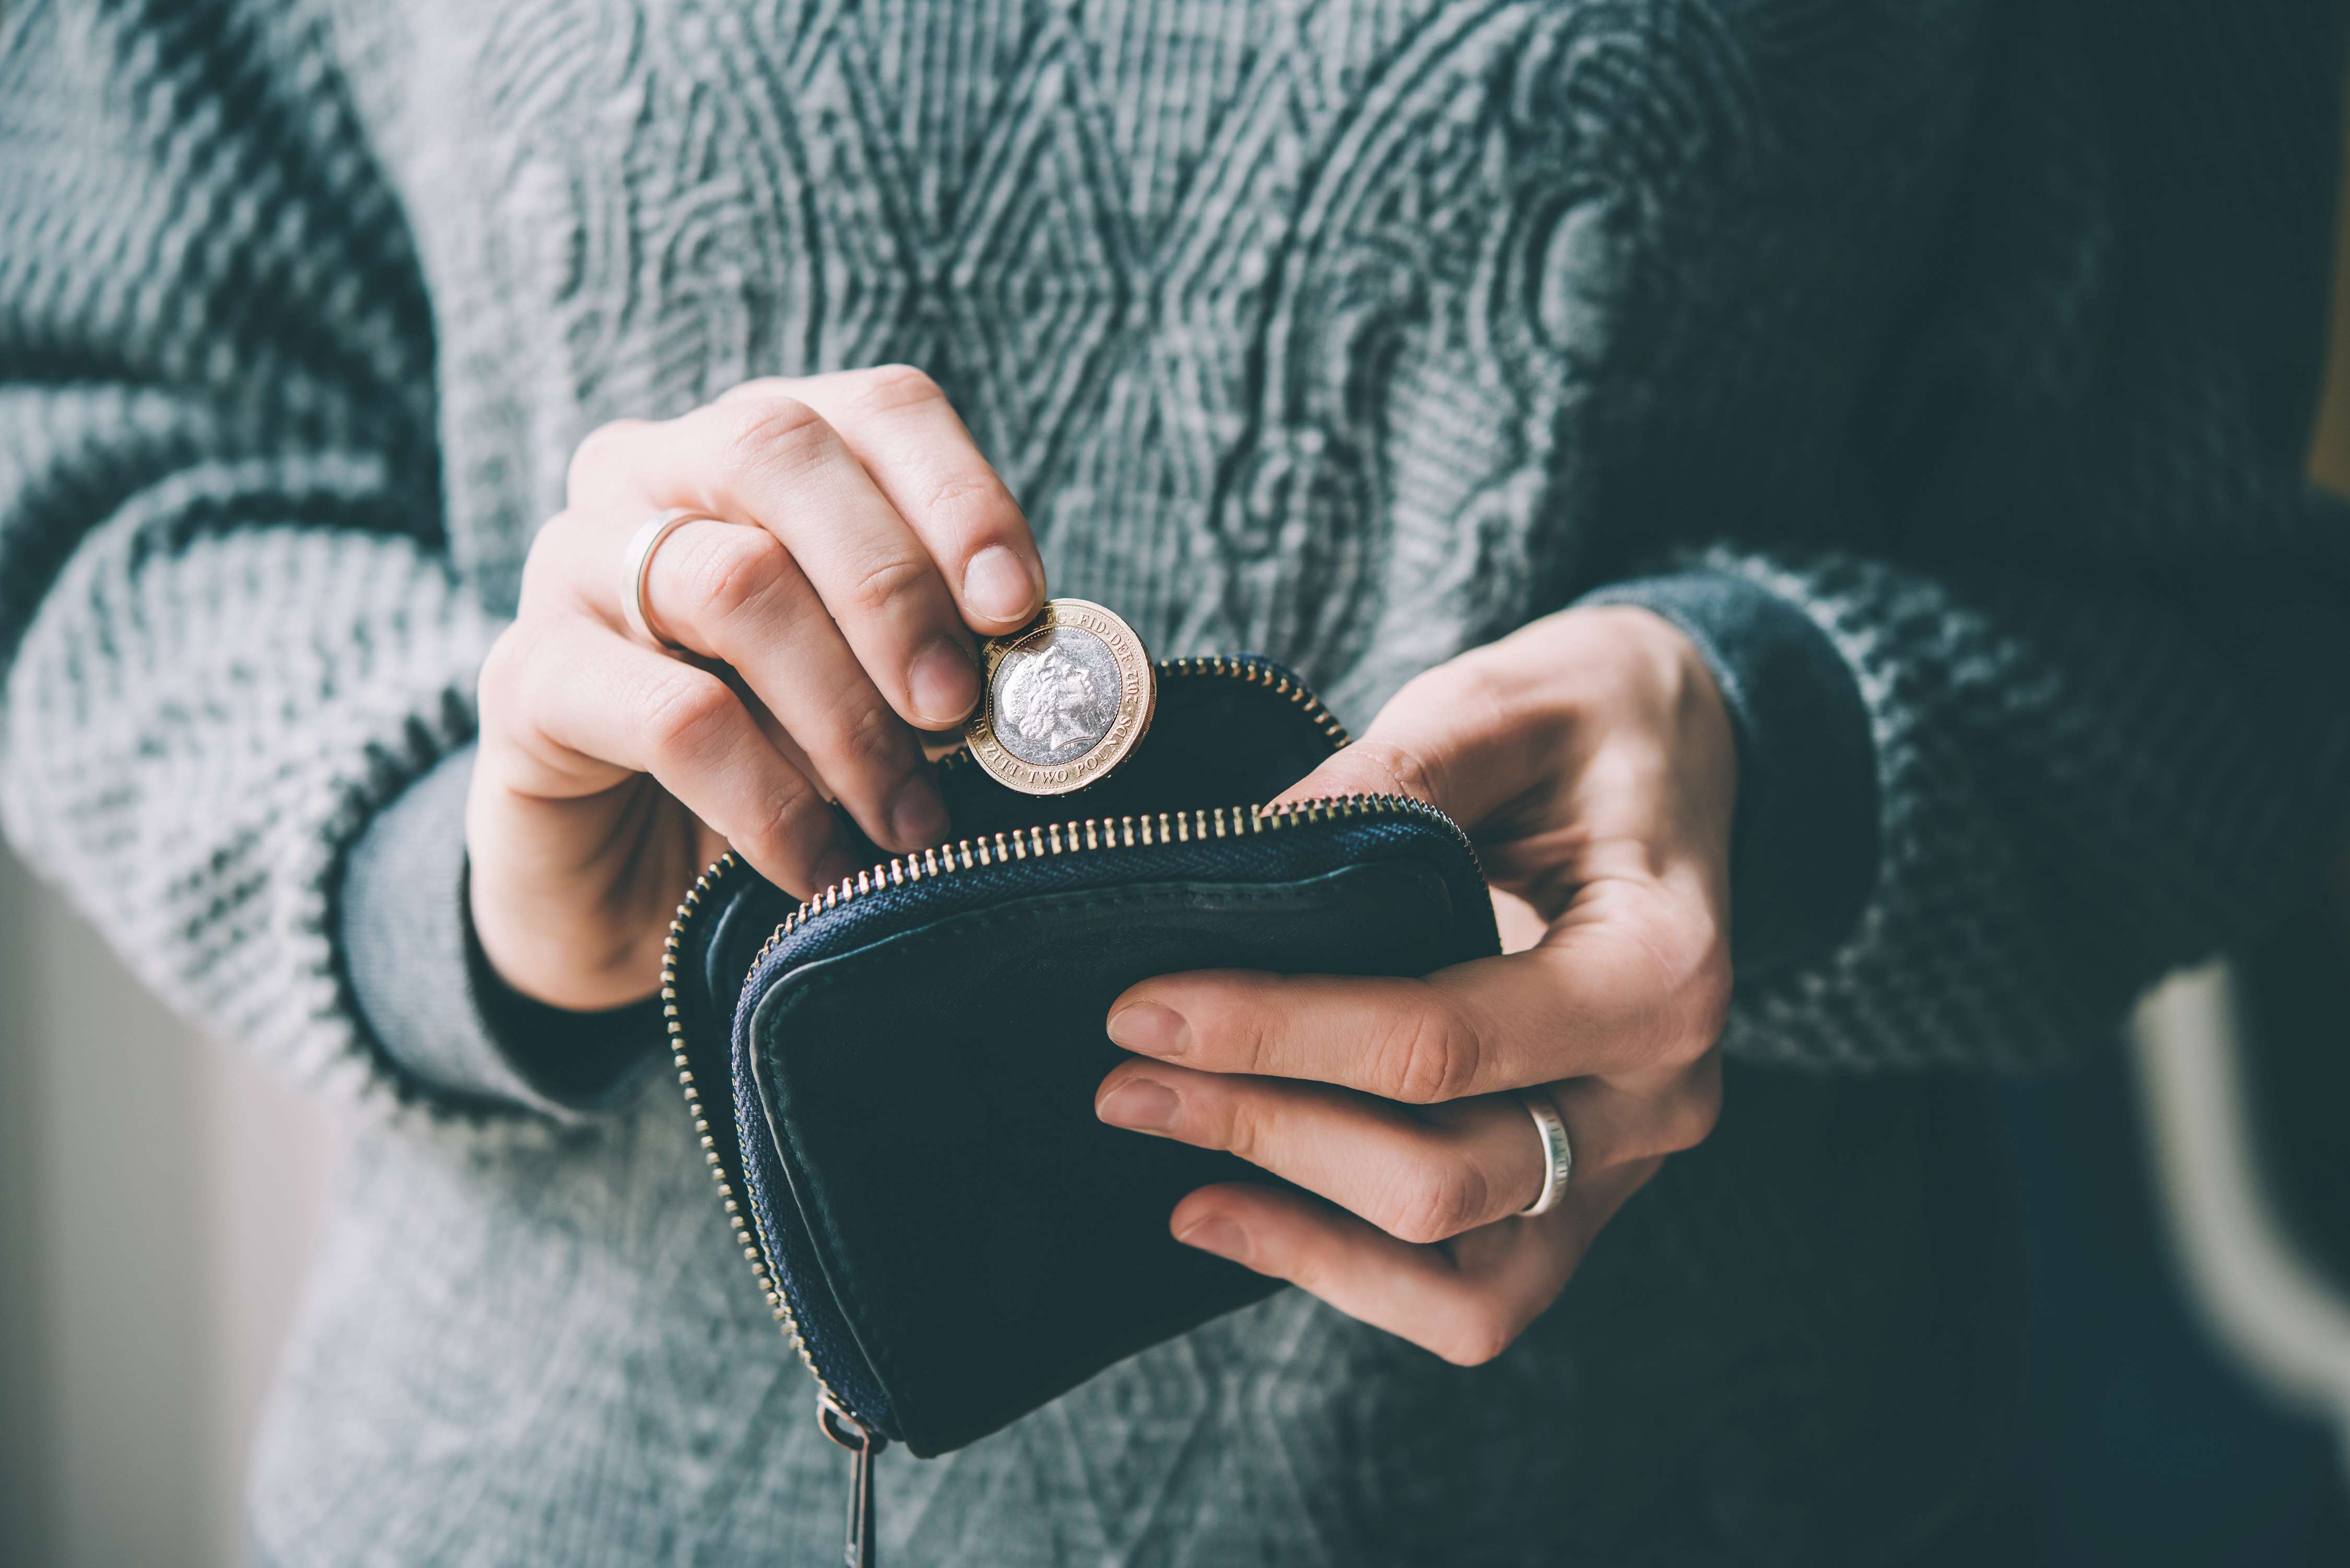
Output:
[620, 508, 701, 653]
[1515, 1090, 1573, 1218]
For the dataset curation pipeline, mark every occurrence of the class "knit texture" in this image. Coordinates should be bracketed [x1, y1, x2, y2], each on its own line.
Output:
[4, 0, 2348, 1563]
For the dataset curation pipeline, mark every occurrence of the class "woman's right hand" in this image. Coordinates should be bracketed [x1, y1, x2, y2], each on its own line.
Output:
[466, 367, 1046, 1012]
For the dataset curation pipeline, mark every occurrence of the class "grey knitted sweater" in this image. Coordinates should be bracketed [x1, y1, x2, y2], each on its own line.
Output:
[6, 0, 2349, 1563]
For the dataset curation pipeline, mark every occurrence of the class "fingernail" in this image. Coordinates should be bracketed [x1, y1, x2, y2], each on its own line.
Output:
[1106, 1003, 1189, 1058]
[908, 636, 980, 725]
[1095, 1077, 1180, 1134]
[964, 545, 1040, 625]
[888, 775, 948, 849]
[1177, 1217, 1250, 1263]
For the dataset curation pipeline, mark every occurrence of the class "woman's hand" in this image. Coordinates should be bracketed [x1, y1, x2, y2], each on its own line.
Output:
[1094, 607, 1736, 1363]
[468, 367, 1045, 1010]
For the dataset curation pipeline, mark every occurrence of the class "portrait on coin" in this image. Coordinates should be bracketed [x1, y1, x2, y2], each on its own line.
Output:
[991, 627, 1120, 765]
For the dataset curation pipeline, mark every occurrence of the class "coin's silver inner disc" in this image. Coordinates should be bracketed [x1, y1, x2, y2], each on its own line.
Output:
[990, 626, 1121, 766]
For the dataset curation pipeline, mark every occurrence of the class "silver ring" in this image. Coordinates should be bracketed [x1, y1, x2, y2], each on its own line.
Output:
[620, 508, 699, 652]
[1516, 1091, 1573, 1218]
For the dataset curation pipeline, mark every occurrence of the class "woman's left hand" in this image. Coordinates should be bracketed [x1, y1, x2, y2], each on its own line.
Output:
[1095, 605, 1738, 1364]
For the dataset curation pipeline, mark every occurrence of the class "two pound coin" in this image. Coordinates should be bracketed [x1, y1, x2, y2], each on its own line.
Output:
[964, 598, 1156, 795]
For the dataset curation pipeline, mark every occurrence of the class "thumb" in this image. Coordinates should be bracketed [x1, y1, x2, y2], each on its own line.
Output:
[1270, 659, 1547, 827]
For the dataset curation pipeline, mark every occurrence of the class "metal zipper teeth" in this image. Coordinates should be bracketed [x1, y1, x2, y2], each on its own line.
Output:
[663, 657, 1374, 1426]
[746, 792, 1477, 975]
[757, 652, 1359, 973]
[662, 855, 850, 1413]
[1158, 654, 1350, 745]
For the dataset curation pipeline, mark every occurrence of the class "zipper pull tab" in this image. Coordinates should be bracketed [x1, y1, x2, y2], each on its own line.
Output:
[817, 1393, 885, 1568]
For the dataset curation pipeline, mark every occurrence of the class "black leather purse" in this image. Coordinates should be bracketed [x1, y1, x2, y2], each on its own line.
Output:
[662, 656, 1498, 1562]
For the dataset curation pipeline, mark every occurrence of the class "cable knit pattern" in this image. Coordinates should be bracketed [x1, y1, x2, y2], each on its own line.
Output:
[0, 1, 510, 1126]
[4, 0, 2349, 1563]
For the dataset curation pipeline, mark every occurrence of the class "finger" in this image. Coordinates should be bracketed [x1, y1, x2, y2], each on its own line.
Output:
[1266, 608, 1719, 856]
[1096, 1055, 1722, 1243]
[571, 401, 984, 730]
[478, 619, 859, 896]
[722, 369, 1046, 633]
[607, 514, 946, 852]
[1106, 906, 1722, 1099]
[1266, 651, 1560, 822]
[527, 518, 826, 787]
[1095, 1060, 1546, 1242]
[1161, 1172, 1664, 1366]
[1168, 1161, 1661, 1362]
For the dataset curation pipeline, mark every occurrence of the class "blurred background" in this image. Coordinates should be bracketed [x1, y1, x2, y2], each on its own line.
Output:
[0, 847, 341, 1566]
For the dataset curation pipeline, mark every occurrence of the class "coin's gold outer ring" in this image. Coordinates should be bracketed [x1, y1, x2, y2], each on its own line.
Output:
[965, 598, 1157, 796]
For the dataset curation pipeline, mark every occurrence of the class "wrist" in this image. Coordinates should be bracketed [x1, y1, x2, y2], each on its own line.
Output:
[340, 745, 662, 1114]
[464, 777, 671, 1012]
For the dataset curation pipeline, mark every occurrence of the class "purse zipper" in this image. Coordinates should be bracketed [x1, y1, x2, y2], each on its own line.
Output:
[745, 793, 1470, 971]
[666, 855, 895, 1566]
[661, 658, 1467, 1565]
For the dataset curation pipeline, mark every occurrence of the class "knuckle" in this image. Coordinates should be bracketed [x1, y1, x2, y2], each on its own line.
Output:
[851, 362, 944, 414]
[640, 670, 738, 765]
[1343, 738, 1444, 807]
[921, 467, 1016, 532]
[1374, 1003, 1479, 1104]
[1667, 941, 1733, 1064]
[474, 623, 534, 722]
[1435, 1307, 1518, 1368]
[717, 375, 796, 405]
[1662, 1085, 1722, 1154]
[515, 543, 562, 611]
[1662, 1059, 1725, 1153]
[720, 395, 831, 480]
[1216, 1094, 1266, 1162]
[565, 418, 645, 500]
[678, 526, 788, 624]
[1379, 1159, 1488, 1246]
[1223, 995, 1283, 1076]
[827, 693, 910, 777]
[1419, 654, 1512, 721]
[737, 782, 828, 885]
[840, 549, 936, 620]
[515, 512, 583, 609]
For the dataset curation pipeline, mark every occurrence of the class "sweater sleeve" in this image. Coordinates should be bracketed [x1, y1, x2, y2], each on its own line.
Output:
[0, 0, 618, 1119]
[1678, 547, 2348, 1074]
[338, 745, 667, 1115]
[1577, 0, 2350, 1072]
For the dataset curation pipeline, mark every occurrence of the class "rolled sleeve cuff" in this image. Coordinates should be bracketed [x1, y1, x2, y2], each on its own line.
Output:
[1577, 570, 1881, 978]
[338, 745, 663, 1117]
